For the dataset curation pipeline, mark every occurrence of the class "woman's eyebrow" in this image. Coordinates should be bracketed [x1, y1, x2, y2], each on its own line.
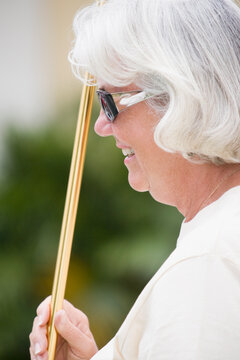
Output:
[98, 85, 121, 93]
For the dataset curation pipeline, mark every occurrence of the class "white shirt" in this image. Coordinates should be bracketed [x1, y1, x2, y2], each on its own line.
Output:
[91, 186, 240, 360]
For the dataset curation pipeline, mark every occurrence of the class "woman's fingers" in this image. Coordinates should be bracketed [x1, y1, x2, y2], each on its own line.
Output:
[29, 297, 51, 360]
[29, 346, 37, 360]
[29, 316, 48, 355]
[30, 297, 98, 360]
[36, 295, 51, 326]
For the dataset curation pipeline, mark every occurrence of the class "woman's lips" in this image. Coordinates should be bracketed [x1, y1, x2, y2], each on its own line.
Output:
[116, 142, 136, 164]
[124, 153, 136, 165]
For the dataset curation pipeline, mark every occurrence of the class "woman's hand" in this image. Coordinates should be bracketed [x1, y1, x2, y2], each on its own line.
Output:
[29, 296, 98, 360]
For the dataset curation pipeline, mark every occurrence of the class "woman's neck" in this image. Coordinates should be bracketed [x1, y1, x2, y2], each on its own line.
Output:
[176, 163, 240, 222]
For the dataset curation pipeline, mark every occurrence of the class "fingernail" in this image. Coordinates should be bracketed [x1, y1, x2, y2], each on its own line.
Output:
[34, 343, 41, 355]
[37, 315, 43, 326]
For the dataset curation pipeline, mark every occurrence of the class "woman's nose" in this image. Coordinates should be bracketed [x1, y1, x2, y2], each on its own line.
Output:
[94, 110, 113, 137]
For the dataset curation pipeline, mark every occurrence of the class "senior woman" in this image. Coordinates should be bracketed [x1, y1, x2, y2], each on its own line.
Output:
[29, 0, 240, 359]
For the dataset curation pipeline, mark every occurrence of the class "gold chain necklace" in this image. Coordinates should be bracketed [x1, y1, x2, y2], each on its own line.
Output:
[198, 166, 240, 214]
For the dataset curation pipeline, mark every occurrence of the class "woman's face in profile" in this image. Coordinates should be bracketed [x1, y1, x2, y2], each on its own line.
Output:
[94, 82, 184, 204]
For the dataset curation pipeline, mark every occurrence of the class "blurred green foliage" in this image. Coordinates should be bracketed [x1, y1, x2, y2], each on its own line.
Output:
[0, 100, 183, 359]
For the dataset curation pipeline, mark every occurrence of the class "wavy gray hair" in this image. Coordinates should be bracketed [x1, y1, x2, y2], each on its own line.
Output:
[69, 0, 240, 165]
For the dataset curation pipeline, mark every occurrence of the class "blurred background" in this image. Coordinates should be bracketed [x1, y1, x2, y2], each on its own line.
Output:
[0, 1, 183, 359]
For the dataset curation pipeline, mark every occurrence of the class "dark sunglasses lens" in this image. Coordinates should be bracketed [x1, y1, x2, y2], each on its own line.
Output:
[100, 96, 115, 122]
[97, 92, 118, 122]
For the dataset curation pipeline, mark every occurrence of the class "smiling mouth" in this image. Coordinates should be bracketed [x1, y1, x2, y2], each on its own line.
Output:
[122, 148, 135, 158]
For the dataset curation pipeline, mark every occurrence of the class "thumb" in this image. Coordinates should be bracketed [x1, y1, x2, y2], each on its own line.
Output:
[54, 310, 97, 358]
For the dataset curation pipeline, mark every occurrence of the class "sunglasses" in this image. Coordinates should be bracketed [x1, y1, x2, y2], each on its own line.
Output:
[96, 89, 156, 122]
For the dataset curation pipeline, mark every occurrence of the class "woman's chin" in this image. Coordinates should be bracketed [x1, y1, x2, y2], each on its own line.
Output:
[128, 173, 149, 192]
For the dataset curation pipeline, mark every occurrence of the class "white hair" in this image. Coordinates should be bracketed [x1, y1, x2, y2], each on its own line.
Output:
[69, 0, 240, 164]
